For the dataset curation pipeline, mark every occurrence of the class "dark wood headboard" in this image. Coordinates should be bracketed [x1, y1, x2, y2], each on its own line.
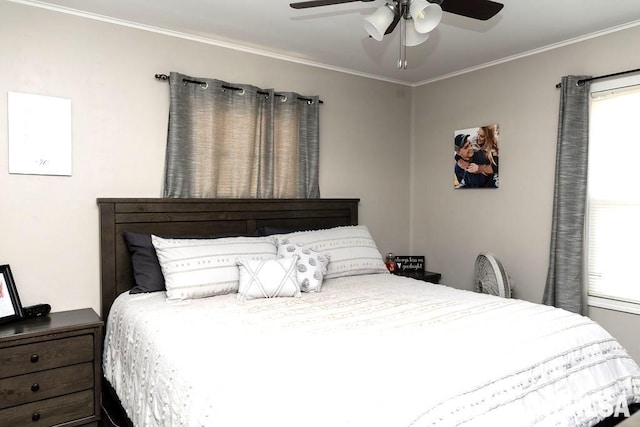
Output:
[97, 198, 359, 319]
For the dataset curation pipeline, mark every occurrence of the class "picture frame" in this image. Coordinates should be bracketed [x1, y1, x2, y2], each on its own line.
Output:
[454, 123, 500, 189]
[0, 265, 23, 324]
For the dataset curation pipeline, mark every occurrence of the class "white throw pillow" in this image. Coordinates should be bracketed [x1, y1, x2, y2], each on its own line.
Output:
[276, 225, 388, 280]
[277, 242, 330, 292]
[237, 256, 301, 301]
[151, 235, 277, 300]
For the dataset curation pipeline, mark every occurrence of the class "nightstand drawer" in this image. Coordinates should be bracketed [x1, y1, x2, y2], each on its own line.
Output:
[0, 362, 94, 409]
[0, 389, 94, 426]
[0, 335, 93, 378]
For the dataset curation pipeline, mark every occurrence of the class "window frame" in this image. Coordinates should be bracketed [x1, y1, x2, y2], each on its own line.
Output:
[586, 74, 640, 315]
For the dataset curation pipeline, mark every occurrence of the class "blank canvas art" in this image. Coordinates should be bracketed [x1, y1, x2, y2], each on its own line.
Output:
[8, 91, 72, 176]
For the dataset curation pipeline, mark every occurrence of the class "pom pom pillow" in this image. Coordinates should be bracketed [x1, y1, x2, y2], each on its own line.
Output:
[277, 242, 330, 292]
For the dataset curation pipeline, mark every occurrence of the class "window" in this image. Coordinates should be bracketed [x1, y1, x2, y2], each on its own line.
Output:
[587, 75, 640, 315]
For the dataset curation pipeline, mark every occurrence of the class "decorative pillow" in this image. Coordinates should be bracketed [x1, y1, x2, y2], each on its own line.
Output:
[277, 225, 387, 280]
[237, 256, 301, 301]
[277, 242, 330, 292]
[124, 232, 166, 294]
[151, 235, 277, 300]
[124, 231, 252, 294]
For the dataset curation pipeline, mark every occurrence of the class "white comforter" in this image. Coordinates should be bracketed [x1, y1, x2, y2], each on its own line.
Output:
[103, 274, 640, 427]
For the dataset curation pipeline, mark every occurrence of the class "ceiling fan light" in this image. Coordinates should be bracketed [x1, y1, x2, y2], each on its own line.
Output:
[404, 19, 429, 46]
[363, 4, 395, 41]
[410, 0, 442, 34]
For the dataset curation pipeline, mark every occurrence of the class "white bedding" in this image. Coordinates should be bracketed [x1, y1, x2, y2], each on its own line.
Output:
[103, 274, 640, 427]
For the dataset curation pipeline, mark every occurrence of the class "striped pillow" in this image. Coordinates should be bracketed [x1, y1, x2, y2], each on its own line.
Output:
[276, 225, 387, 280]
[151, 235, 277, 300]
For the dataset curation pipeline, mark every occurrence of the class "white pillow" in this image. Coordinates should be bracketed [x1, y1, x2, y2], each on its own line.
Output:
[277, 242, 329, 292]
[151, 235, 277, 300]
[237, 256, 301, 301]
[277, 225, 387, 280]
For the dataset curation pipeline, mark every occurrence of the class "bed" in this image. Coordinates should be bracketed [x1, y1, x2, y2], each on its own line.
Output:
[97, 198, 640, 427]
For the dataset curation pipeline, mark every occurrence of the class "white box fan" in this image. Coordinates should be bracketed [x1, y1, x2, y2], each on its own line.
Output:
[474, 252, 512, 298]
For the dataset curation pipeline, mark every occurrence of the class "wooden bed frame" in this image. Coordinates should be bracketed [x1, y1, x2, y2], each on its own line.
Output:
[96, 198, 638, 427]
[97, 198, 359, 426]
[97, 198, 359, 320]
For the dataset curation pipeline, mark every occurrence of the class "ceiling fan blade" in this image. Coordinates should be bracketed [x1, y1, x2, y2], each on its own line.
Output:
[290, 0, 373, 9]
[434, 0, 504, 21]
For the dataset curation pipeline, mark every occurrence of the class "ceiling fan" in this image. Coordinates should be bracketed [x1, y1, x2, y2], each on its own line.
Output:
[290, 0, 504, 69]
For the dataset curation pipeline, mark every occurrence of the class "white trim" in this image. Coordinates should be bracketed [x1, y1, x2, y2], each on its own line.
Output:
[412, 20, 640, 87]
[9, 0, 640, 88]
[7, 0, 409, 86]
[408, 88, 416, 252]
[586, 78, 640, 317]
[588, 296, 640, 316]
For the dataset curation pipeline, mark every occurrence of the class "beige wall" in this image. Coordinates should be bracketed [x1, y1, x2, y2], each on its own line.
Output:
[0, 2, 411, 314]
[411, 25, 640, 361]
[1, 1, 637, 362]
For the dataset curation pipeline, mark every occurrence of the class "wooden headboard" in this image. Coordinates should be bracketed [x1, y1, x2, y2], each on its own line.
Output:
[97, 198, 359, 319]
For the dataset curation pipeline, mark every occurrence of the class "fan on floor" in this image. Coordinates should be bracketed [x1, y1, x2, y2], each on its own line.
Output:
[474, 252, 512, 298]
[289, 0, 504, 69]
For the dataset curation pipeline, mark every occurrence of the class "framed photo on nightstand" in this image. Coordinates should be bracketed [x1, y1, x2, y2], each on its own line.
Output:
[0, 265, 23, 324]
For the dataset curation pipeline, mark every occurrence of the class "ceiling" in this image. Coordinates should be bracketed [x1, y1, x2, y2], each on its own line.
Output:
[21, 0, 640, 85]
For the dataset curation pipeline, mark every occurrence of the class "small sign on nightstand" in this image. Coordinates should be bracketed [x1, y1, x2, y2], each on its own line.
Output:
[394, 256, 425, 274]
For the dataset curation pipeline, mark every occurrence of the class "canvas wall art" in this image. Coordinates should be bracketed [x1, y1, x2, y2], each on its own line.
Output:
[8, 91, 72, 176]
[453, 124, 500, 189]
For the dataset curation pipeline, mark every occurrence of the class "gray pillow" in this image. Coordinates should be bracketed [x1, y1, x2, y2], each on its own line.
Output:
[124, 232, 166, 294]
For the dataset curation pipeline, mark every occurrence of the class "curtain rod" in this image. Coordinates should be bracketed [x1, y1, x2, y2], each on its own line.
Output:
[155, 74, 323, 104]
[555, 67, 640, 88]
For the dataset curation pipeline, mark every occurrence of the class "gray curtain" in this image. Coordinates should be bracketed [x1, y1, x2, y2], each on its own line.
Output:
[543, 75, 592, 314]
[163, 72, 320, 198]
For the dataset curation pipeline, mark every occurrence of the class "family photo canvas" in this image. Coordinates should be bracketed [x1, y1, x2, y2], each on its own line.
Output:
[453, 124, 500, 189]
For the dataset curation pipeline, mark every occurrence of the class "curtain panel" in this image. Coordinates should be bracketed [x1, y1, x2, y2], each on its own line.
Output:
[543, 75, 592, 315]
[163, 72, 320, 199]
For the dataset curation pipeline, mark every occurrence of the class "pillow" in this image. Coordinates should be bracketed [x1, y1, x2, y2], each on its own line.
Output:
[124, 232, 165, 294]
[124, 231, 253, 294]
[255, 226, 300, 236]
[277, 242, 330, 292]
[237, 256, 301, 301]
[277, 225, 387, 280]
[151, 235, 277, 300]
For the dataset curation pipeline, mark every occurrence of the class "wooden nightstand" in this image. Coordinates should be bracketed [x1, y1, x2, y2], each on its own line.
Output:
[0, 308, 103, 426]
[395, 271, 442, 283]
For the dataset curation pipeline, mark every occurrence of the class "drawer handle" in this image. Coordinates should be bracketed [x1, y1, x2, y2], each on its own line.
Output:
[31, 383, 40, 392]
[30, 354, 39, 363]
[31, 412, 41, 421]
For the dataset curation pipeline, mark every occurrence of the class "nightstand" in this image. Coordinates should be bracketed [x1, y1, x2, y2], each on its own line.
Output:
[0, 308, 103, 426]
[395, 271, 442, 283]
